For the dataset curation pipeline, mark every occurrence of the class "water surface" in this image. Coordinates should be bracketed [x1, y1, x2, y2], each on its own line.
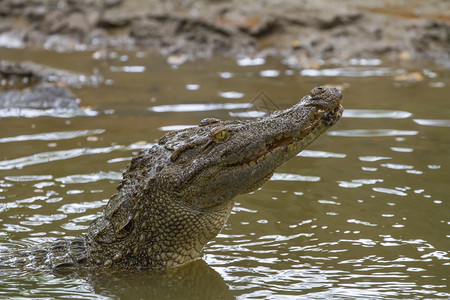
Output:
[0, 48, 449, 299]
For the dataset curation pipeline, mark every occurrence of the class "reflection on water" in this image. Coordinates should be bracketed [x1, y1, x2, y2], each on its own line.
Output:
[0, 129, 105, 143]
[298, 150, 346, 158]
[413, 118, 450, 127]
[0, 48, 449, 299]
[149, 102, 251, 112]
[343, 109, 412, 119]
[328, 129, 419, 137]
[0, 107, 98, 118]
[300, 67, 398, 77]
[0, 260, 233, 299]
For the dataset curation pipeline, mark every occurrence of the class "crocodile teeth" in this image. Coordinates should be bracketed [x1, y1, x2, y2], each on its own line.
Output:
[256, 151, 271, 163]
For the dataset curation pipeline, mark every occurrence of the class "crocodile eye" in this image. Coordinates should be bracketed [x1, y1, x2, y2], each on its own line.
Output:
[215, 131, 226, 140]
[212, 129, 229, 142]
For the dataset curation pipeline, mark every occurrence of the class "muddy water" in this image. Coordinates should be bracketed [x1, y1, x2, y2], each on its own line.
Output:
[0, 48, 449, 299]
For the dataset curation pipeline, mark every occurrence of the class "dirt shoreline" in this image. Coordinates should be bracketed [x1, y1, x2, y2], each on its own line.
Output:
[0, 0, 449, 68]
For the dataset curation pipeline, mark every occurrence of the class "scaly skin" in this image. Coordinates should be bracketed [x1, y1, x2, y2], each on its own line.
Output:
[2, 86, 343, 270]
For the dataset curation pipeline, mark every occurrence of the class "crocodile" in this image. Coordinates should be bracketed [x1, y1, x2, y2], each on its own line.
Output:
[1, 86, 343, 271]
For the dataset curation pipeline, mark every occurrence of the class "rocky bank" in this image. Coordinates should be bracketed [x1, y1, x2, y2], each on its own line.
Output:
[0, 0, 449, 67]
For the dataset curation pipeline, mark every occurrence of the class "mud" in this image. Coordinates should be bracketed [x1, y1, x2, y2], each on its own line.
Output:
[0, 0, 449, 67]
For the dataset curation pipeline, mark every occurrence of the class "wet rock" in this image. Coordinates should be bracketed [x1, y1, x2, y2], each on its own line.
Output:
[0, 60, 103, 89]
[98, 12, 131, 28]
[130, 17, 166, 40]
[0, 60, 102, 115]
[103, 0, 124, 9]
[23, 4, 48, 21]
[0, 83, 79, 109]
[411, 20, 450, 61]
[244, 16, 280, 38]
[39, 10, 98, 38]
[128, 13, 255, 58]
[314, 12, 363, 30]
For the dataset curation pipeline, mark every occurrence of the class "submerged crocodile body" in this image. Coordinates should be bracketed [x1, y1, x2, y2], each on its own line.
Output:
[3, 86, 343, 270]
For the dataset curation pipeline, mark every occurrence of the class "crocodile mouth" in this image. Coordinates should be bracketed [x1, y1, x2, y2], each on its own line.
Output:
[232, 135, 295, 167]
[229, 104, 343, 168]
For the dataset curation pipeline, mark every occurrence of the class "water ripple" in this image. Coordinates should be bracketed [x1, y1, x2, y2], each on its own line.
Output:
[5, 175, 53, 182]
[218, 71, 233, 78]
[328, 129, 418, 137]
[318, 199, 341, 205]
[0, 201, 20, 213]
[390, 147, 413, 153]
[186, 84, 200, 90]
[0, 129, 105, 143]
[0, 146, 121, 170]
[58, 200, 105, 214]
[16, 196, 48, 204]
[359, 156, 391, 162]
[110, 65, 146, 73]
[0, 107, 98, 118]
[344, 109, 412, 119]
[413, 119, 450, 127]
[271, 173, 320, 182]
[380, 163, 414, 170]
[301, 67, 398, 77]
[21, 214, 66, 226]
[349, 58, 382, 66]
[338, 179, 383, 188]
[298, 150, 346, 158]
[260, 70, 280, 77]
[229, 110, 267, 118]
[347, 219, 378, 227]
[3, 224, 32, 232]
[55, 171, 122, 184]
[237, 57, 266, 66]
[372, 187, 408, 196]
[149, 103, 251, 112]
[218, 91, 245, 99]
[158, 125, 196, 131]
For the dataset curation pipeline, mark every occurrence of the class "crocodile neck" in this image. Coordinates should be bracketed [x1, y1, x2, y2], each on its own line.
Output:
[85, 181, 234, 269]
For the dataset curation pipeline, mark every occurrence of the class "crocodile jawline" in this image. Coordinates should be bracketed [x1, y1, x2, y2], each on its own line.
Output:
[229, 117, 322, 167]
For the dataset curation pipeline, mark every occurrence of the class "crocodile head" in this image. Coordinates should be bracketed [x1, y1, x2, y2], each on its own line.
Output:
[159, 86, 343, 209]
[86, 86, 343, 269]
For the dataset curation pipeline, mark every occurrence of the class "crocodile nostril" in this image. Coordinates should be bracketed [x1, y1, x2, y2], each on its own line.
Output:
[309, 86, 327, 98]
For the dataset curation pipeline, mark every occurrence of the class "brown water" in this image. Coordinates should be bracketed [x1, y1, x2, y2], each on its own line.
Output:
[0, 48, 449, 299]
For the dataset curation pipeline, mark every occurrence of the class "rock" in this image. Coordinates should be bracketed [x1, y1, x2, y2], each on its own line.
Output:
[0, 83, 79, 109]
[0, 60, 103, 89]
